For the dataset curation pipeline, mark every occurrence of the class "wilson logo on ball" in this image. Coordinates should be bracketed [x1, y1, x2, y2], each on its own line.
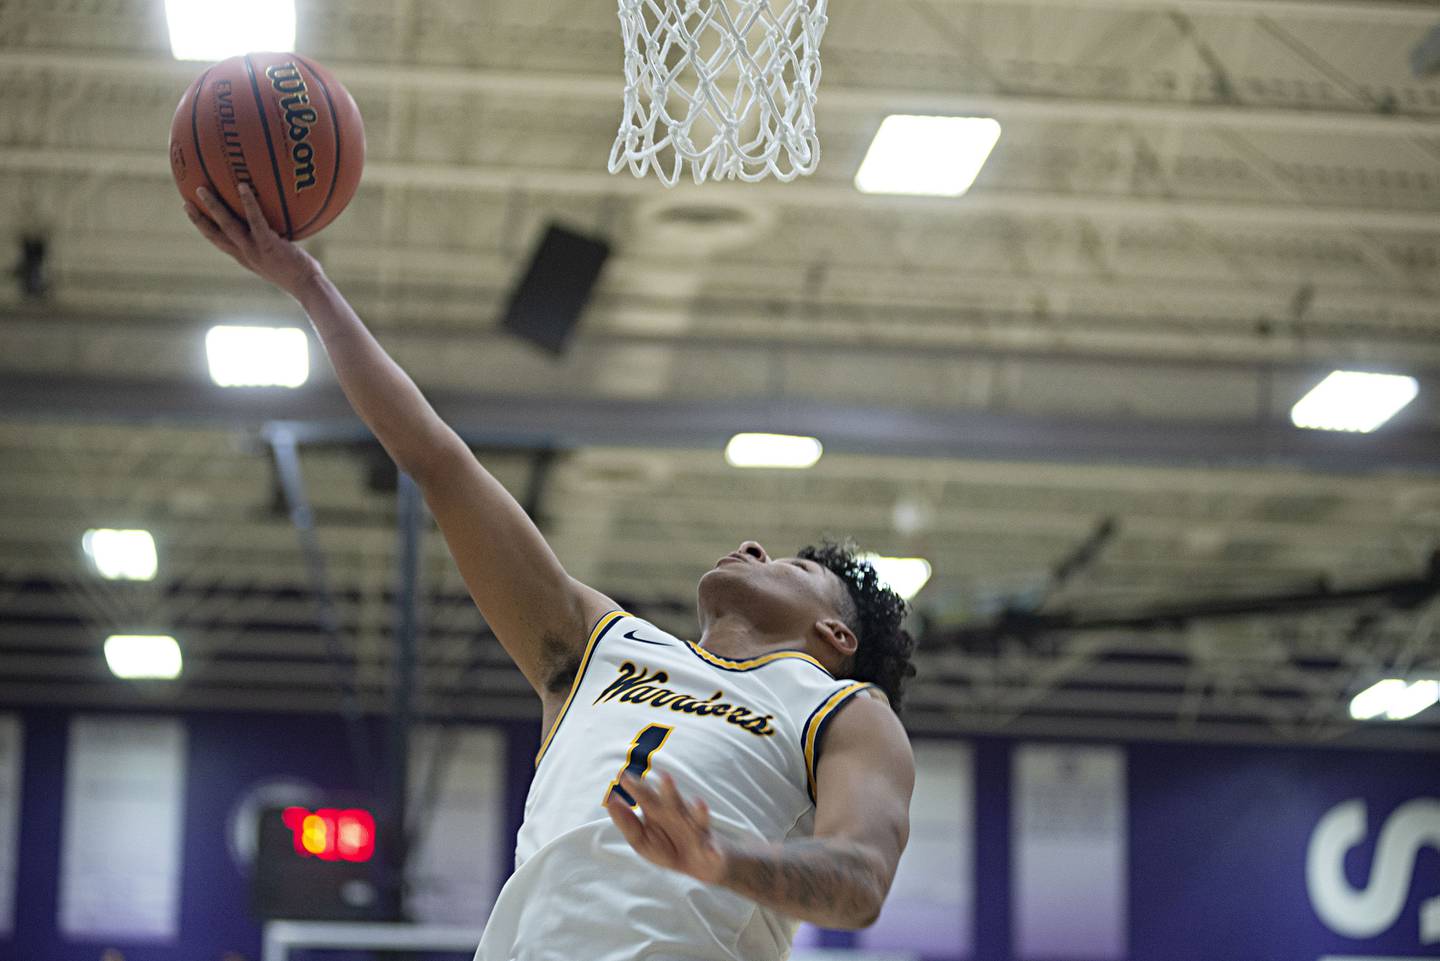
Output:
[171, 53, 366, 240]
[266, 63, 319, 192]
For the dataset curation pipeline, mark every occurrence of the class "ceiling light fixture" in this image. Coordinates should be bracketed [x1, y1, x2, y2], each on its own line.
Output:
[1291, 371, 1418, 433]
[724, 433, 823, 469]
[855, 115, 1002, 197]
[1349, 678, 1439, 721]
[165, 0, 296, 62]
[206, 325, 309, 388]
[82, 529, 158, 581]
[861, 554, 933, 601]
[104, 635, 184, 680]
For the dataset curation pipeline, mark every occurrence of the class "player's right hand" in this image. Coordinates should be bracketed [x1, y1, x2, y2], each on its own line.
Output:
[185, 183, 323, 298]
[606, 771, 729, 886]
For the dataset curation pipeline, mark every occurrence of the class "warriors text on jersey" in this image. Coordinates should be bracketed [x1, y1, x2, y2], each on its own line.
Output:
[475, 611, 878, 961]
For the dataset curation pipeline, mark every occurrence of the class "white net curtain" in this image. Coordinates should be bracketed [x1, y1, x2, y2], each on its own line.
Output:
[610, 0, 830, 186]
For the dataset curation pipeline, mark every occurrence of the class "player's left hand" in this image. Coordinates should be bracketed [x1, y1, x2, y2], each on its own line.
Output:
[186, 183, 322, 298]
[606, 771, 728, 886]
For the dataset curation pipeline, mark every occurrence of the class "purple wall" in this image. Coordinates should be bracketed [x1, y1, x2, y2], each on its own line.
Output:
[1, 707, 1436, 961]
[3, 708, 530, 961]
[1127, 740, 1440, 961]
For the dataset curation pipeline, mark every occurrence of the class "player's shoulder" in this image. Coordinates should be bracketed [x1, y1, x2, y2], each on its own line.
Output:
[829, 686, 904, 732]
[816, 688, 912, 766]
[790, 683, 900, 803]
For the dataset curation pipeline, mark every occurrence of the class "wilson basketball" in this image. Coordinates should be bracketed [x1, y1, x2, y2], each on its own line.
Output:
[170, 53, 365, 241]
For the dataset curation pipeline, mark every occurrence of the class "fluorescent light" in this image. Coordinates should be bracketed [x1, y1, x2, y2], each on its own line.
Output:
[1291, 371, 1418, 433]
[724, 433, 823, 469]
[1349, 679, 1406, 720]
[855, 115, 1002, 197]
[206, 326, 309, 388]
[104, 635, 183, 680]
[82, 529, 158, 581]
[1386, 679, 1439, 720]
[165, 0, 296, 61]
[1350, 678, 1439, 721]
[861, 553, 933, 601]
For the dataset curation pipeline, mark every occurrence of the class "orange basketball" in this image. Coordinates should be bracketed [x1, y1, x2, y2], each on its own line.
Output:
[170, 53, 365, 241]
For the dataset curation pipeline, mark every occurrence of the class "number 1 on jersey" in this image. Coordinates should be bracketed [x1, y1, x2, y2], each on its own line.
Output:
[604, 724, 674, 807]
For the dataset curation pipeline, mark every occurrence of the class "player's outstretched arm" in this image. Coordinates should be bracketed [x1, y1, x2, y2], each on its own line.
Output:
[186, 186, 615, 697]
[607, 693, 913, 929]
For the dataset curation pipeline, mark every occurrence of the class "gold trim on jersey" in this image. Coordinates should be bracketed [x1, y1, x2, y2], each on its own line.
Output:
[802, 681, 877, 802]
[534, 610, 630, 768]
[683, 640, 831, 676]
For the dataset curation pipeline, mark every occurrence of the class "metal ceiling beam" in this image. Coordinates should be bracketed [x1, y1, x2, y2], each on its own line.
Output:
[0, 50, 1429, 136]
[902, 709, 1440, 750]
[0, 653, 1324, 723]
[0, 646, 1372, 699]
[4, 147, 1437, 234]
[384, 470, 424, 911]
[10, 308, 1439, 379]
[11, 311, 1439, 395]
[0, 411, 1423, 498]
[943, 554, 1440, 649]
[0, 622, 1387, 697]
[0, 680, 1436, 751]
[36, 239, 1440, 320]
[4, 373, 1438, 473]
[269, 428, 377, 784]
[0, 489, 1405, 550]
[929, 0, 1440, 22]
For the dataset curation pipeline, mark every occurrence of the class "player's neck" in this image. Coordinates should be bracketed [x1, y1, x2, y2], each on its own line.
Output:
[697, 613, 810, 662]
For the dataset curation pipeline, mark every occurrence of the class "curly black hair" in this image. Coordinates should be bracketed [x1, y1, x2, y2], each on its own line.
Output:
[797, 538, 917, 712]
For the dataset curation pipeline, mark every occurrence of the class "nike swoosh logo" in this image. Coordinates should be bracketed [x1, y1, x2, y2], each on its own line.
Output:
[623, 630, 670, 647]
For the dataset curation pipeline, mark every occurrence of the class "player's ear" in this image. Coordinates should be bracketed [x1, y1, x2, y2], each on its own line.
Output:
[814, 618, 858, 659]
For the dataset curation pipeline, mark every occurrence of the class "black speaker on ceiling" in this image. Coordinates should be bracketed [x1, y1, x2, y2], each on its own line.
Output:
[14, 236, 49, 300]
[500, 223, 612, 356]
[1412, 23, 1440, 76]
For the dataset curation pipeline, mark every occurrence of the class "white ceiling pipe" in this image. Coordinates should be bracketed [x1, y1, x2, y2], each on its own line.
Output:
[35, 237, 1440, 318]
[0, 51, 1432, 138]
[3, 147, 1439, 233]
[924, 0, 1440, 23]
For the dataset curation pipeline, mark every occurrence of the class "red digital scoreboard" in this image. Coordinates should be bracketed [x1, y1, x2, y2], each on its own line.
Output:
[253, 803, 382, 920]
[280, 807, 376, 862]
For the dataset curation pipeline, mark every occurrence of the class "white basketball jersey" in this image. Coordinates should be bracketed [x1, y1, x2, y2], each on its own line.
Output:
[475, 610, 877, 961]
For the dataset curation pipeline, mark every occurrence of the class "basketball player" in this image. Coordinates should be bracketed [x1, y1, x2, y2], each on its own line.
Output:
[187, 185, 917, 961]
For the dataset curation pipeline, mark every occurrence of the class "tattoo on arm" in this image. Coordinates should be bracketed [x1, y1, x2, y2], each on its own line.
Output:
[721, 838, 886, 929]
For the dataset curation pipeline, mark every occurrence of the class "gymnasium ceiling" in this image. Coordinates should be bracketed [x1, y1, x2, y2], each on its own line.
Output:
[2, 0, 1440, 749]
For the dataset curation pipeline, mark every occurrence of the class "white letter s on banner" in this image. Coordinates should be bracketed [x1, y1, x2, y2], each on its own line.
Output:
[1306, 798, 1440, 943]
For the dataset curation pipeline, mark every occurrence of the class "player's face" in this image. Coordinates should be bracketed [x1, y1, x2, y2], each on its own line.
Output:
[696, 540, 847, 638]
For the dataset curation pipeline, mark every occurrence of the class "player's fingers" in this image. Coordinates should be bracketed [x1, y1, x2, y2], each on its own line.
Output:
[184, 203, 241, 258]
[630, 774, 698, 850]
[610, 793, 681, 865]
[656, 773, 708, 835]
[606, 795, 648, 849]
[657, 773, 702, 830]
[657, 771, 685, 810]
[648, 823, 681, 862]
[622, 773, 663, 811]
[195, 187, 250, 248]
[236, 183, 274, 239]
[623, 775, 677, 830]
[630, 805, 681, 862]
[692, 796, 711, 834]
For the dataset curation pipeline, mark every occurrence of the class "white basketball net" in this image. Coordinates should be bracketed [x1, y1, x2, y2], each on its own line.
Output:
[609, 0, 829, 186]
